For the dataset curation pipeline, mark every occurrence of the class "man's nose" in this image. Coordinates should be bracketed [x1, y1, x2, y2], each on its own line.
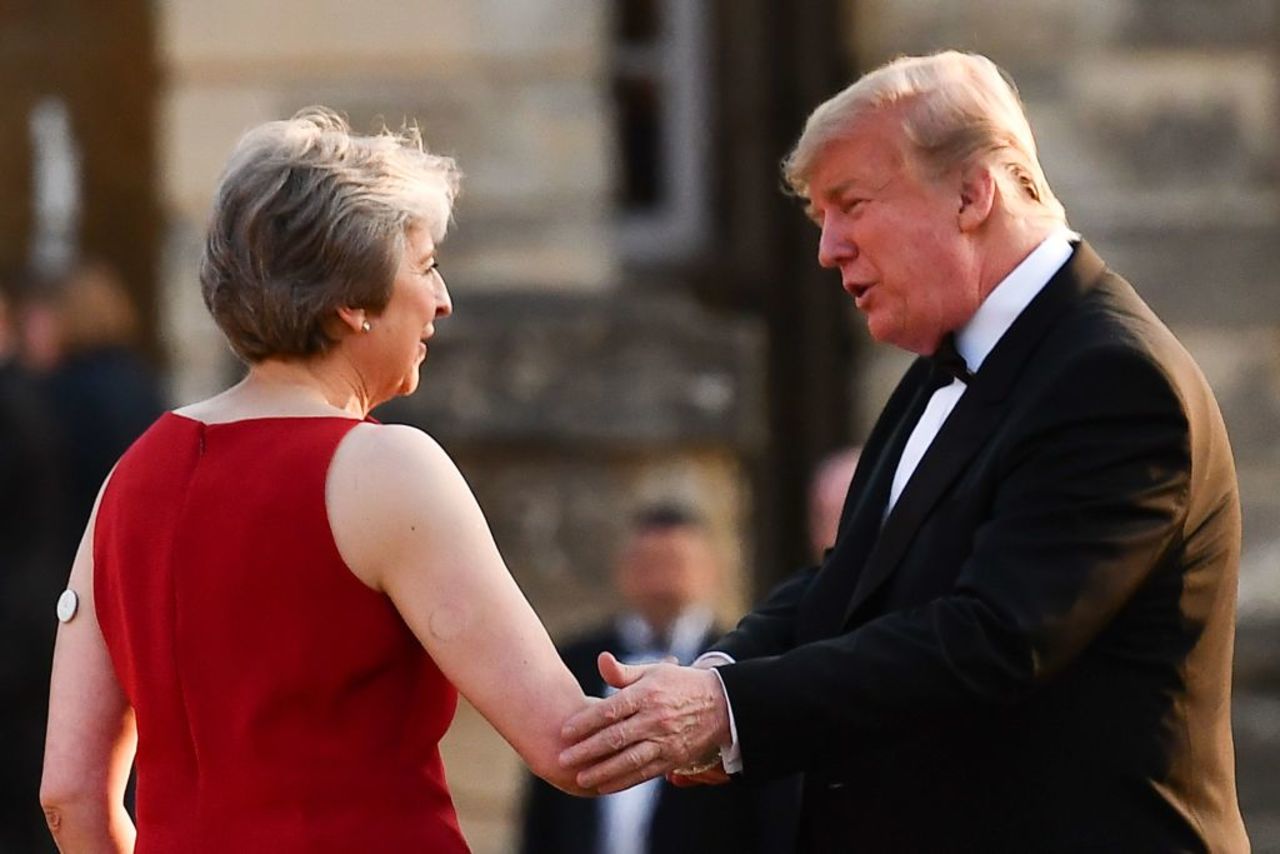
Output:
[816, 222, 853, 269]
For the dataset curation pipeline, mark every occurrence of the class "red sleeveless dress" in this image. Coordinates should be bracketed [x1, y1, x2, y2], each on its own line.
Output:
[94, 413, 469, 852]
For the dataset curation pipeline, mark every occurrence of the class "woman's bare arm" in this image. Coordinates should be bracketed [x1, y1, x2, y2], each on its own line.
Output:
[41, 485, 138, 852]
[328, 424, 595, 795]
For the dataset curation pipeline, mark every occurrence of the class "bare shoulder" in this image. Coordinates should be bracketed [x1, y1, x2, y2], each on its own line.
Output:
[333, 422, 456, 487]
[328, 422, 475, 588]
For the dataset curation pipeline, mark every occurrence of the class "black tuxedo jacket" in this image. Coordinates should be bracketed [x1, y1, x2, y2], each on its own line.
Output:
[520, 622, 801, 854]
[712, 243, 1249, 853]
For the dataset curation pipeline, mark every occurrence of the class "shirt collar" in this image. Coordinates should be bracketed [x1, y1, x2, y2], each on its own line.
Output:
[955, 226, 1079, 374]
[615, 607, 714, 664]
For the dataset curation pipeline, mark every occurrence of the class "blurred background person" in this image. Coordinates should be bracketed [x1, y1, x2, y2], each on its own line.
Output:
[40, 108, 594, 852]
[520, 503, 798, 854]
[0, 270, 65, 854]
[14, 281, 64, 376]
[29, 261, 166, 551]
[806, 446, 860, 562]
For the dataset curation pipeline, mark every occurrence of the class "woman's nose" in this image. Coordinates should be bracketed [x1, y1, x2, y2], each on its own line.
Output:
[435, 276, 452, 318]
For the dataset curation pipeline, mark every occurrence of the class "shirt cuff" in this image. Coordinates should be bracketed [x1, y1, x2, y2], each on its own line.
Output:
[694, 652, 743, 774]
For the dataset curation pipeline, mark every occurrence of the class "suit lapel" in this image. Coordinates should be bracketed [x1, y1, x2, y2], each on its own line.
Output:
[843, 388, 1006, 619]
[800, 362, 934, 641]
[833, 360, 934, 540]
[841, 242, 1108, 622]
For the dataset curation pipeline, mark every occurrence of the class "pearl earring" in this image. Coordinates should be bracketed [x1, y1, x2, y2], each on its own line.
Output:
[361, 320, 372, 333]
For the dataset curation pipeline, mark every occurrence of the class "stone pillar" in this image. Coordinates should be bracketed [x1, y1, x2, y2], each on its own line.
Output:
[0, 1, 159, 354]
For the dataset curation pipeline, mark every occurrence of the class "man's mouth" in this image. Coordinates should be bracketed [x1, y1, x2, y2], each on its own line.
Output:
[844, 281, 875, 304]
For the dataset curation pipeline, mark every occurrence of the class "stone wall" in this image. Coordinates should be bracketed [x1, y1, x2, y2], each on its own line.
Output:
[377, 291, 766, 636]
[157, 0, 618, 405]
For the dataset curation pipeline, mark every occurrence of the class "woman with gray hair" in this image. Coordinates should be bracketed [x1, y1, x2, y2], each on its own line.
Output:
[40, 108, 594, 852]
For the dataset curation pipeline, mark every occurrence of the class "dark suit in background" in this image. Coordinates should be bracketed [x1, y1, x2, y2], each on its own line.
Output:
[522, 621, 800, 854]
[42, 344, 165, 547]
[0, 355, 66, 854]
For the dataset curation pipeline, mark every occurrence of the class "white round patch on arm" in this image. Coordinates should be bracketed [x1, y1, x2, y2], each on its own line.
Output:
[56, 589, 79, 623]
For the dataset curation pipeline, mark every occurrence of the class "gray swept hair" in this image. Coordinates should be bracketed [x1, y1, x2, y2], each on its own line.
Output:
[783, 51, 1066, 227]
[200, 106, 461, 363]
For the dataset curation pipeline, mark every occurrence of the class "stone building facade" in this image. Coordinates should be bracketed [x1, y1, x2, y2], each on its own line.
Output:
[5, 0, 1278, 850]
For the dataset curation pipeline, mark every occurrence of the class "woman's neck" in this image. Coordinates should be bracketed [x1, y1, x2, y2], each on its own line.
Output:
[180, 355, 375, 422]
[246, 357, 373, 416]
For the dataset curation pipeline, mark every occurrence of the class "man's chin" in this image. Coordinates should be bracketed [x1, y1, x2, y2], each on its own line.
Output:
[864, 316, 897, 347]
[865, 319, 926, 355]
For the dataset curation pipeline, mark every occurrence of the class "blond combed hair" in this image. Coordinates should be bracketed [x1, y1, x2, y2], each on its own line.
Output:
[783, 51, 1067, 227]
[200, 107, 461, 363]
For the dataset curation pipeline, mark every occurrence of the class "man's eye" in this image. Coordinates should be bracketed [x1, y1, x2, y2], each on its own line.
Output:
[842, 198, 866, 212]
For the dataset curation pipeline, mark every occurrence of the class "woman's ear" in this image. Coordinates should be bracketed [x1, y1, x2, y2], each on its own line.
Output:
[335, 305, 367, 335]
[957, 163, 996, 232]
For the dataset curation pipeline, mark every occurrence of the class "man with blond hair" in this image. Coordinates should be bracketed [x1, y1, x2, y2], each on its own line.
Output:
[560, 51, 1248, 852]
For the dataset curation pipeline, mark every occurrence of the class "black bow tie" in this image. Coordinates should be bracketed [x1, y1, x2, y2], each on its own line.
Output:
[929, 333, 973, 387]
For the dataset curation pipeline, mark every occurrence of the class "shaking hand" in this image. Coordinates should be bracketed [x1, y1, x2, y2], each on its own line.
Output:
[558, 652, 731, 794]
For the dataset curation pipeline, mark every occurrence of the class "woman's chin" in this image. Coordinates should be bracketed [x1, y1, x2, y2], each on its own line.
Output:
[399, 368, 422, 397]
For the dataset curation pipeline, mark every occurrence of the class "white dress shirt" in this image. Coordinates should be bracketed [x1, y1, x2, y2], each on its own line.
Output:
[887, 228, 1077, 513]
[601, 608, 715, 854]
[704, 228, 1079, 775]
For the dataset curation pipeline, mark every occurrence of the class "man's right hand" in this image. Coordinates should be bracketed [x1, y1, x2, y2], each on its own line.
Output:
[559, 652, 732, 794]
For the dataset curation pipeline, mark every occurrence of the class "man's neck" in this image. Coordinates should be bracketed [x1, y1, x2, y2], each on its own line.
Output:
[973, 218, 1058, 306]
[953, 226, 1077, 374]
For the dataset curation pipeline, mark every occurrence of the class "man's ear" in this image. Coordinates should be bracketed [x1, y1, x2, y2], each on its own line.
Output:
[957, 162, 996, 232]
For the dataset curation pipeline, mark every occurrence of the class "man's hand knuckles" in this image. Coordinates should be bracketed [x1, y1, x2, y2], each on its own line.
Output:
[657, 714, 687, 736]
[637, 682, 663, 704]
[605, 726, 629, 752]
[601, 700, 629, 723]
